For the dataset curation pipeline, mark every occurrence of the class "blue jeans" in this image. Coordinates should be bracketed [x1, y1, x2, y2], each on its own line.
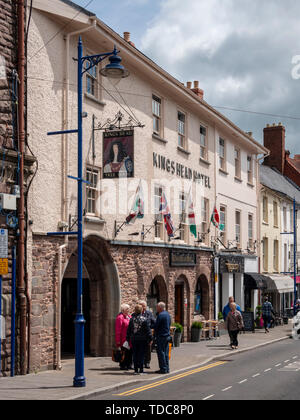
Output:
[263, 316, 271, 330]
[156, 336, 170, 373]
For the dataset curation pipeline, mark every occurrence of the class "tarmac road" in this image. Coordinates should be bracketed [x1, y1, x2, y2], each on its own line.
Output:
[91, 339, 300, 401]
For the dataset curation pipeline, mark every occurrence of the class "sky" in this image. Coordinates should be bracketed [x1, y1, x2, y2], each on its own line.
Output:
[73, 0, 300, 155]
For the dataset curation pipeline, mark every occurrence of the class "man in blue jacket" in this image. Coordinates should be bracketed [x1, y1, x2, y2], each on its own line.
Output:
[222, 296, 242, 321]
[154, 302, 171, 374]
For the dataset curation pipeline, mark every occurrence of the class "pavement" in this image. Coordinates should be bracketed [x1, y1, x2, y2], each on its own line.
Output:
[0, 322, 293, 400]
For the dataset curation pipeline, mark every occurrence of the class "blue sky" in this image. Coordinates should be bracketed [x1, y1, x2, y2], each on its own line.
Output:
[73, 0, 300, 156]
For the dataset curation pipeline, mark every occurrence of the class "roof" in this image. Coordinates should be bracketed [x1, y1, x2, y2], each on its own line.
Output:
[59, 0, 95, 17]
[260, 165, 300, 204]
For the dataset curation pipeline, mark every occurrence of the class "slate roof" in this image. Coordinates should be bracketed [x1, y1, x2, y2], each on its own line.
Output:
[260, 165, 300, 204]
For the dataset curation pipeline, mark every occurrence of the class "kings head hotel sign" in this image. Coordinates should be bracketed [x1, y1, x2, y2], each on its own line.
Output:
[153, 152, 211, 188]
[103, 130, 134, 179]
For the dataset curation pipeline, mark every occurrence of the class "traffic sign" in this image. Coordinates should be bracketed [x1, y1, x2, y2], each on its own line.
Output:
[0, 259, 8, 275]
[0, 229, 8, 259]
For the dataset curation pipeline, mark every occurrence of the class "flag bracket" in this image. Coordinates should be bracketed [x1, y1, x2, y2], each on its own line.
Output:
[114, 220, 127, 239]
[141, 221, 158, 241]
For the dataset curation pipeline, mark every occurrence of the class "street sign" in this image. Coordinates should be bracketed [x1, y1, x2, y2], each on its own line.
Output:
[0, 229, 8, 259]
[0, 315, 5, 340]
[0, 259, 8, 275]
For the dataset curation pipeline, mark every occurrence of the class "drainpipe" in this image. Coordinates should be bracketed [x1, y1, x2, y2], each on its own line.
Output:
[55, 243, 68, 370]
[17, 0, 27, 376]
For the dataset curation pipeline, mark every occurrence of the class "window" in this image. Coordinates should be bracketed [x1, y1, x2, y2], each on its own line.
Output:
[152, 95, 162, 135]
[235, 210, 241, 247]
[283, 207, 287, 232]
[262, 196, 268, 223]
[284, 243, 288, 273]
[220, 205, 227, 246]
[247, 155, 253, 184]
[201, 198, 209, 244]
[290, 208, 293, 232]
[200, 125, 207, 160]
[86, 167, 99, 215]
[290, 244, 294, 272]
[178, 111, 186, 148]
[219, 138, 225, 170]
[234, 148, 241, 179]
[154, 185, 164, 240]
[248, 214, 253, 249]
[86, 57, 98, 97]
[273, 201, 278, 227]
[273, 240, 279, 272]
[179, 192, 188, 242]
[262, 238, 268, 272]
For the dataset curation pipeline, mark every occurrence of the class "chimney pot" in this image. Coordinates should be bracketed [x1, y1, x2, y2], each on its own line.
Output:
[194, 81, 199, 89]
[124, 32, 130, 42]
[187, 81, 192, 89]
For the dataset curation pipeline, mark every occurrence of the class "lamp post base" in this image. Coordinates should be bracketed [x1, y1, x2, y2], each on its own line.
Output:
[73, 376, 86, 388]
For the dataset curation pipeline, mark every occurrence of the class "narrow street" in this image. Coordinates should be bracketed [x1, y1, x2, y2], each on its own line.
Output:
[91, 339, 300, 401]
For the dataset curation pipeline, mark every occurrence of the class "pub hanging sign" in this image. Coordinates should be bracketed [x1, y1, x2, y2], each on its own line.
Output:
[103, 130, 134, 178]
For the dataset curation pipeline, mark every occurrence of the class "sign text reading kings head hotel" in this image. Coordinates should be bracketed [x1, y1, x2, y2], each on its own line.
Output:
[153, 152, 211, 188]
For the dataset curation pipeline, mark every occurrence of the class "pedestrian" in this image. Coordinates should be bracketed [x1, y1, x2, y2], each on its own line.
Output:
[115, 304, 132, 370]
[126, 304, 153, 375]
[226, 302, 244, 350]
[262, 296, 274, 333]
[154, 302, 171, 374]
[138, 300, 156, 369]
[222, 296, 242, 322]
[295, 299, 300, 314]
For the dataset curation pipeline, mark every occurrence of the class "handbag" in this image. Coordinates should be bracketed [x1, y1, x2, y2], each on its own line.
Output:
[112, 349, 125, 363]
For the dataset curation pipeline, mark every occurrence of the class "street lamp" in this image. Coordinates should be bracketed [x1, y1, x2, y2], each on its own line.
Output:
[48, 37, 129, 388]
[73, 37, 129, 388]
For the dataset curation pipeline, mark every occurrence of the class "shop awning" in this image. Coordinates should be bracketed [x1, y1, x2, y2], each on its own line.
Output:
[265, 274, 295, 294]
[244, 273, 268, 290]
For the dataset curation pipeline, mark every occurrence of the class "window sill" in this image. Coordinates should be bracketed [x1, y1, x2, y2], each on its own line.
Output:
[199, 157, 211, 166]
[177, 146, 190, 156]
[262, 221, 269, 226]
[84, 93, 106, 107]
[247, 182, 254, 188]
[234, 176, 243, 183]
[219, 168, 229, 176]
[152, 133, 168, 144]
[84, 215, 106, 225]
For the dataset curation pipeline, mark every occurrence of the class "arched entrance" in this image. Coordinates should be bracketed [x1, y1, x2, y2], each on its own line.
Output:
[175, 275, 190, 327]
[194, 275, 210, 320]
[60, 235, 120, 359]
[147, 275, 168, 314]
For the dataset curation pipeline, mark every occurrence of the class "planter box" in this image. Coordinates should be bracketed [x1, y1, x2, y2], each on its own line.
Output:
[173, 332, 182, 347]
[191, 328, 201, 342]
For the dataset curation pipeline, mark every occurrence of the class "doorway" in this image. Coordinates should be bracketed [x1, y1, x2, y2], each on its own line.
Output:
[175, 283, 184, 325]
[61, 277, 91, 356]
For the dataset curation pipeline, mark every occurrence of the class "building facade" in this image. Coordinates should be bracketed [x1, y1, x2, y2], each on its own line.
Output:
[23, 0, 268, 373]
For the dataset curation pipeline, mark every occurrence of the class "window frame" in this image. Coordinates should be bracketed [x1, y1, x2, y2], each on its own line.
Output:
[234, 147, 241, 179]
[177, 110, 186, 149]
[219, 137, 226, 170]
[85, 51, 99, 98]
[262, 196, 268, 224]
[154, 184, 164, 240]
[220, 205, 227, 246]
[248, 213, 253, 249]
[152, 94, 162, 136]
[273, 240, 279, 272]
[200, 125, 207, 160]
[86, 166, 100, 216]
[235, 210, 241, 248]
[247, 155, 253, 184]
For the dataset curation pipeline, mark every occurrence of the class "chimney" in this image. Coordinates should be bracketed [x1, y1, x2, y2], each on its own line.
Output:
[263, 122, 286, 174]
[186, 81, 192, 89]
[123, 32, 135, 47]
[191, 81, 204, 100]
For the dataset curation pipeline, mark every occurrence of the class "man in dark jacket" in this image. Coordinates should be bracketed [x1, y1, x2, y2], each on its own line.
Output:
[139, 300, 156, 369]
[154, 302, 171, 374]
[127, 304, 153, 374]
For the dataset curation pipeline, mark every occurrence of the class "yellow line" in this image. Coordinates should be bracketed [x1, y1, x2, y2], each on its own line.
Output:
[117, 361, 227, 397]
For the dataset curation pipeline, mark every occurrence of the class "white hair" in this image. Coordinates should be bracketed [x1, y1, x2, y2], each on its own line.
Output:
[138, 300, 147, 307]
[157, 302, 166, 310]
[120, 304, 130, 313]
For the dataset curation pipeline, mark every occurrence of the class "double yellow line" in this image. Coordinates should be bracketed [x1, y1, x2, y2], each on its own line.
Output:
[116, 361, 227, 397]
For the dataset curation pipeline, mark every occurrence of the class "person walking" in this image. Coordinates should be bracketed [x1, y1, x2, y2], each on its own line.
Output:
[262, 296, 274, 333]
[139, 300, 156, 369]
[154, 302, 171, 374]
[226, 302, 244, 349]
[115, 304, 132, 370]
[222, 296, 242, 321]
[126, 304, 153, 375]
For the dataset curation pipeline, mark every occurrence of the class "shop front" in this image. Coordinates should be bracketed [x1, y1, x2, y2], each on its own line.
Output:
[218, 253, 245, 312]
[264, 274, 296, 314]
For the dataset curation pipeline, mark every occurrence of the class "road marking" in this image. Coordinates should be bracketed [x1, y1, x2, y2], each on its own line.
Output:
[292, 356, 298, 359]
[116, 361, 227, 397]
[284, 360, 290, 363]
[275, 363, 281, 367]
[238, 379, 248, 384]
[252, 373, 260, 378]
[264, 368, 272, 372]
[203, 394, 215, 400]
[222, 386, 232, 392]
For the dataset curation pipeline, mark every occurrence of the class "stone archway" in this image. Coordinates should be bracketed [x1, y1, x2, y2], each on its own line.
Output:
[61, 235, 120, 358]
[147, 275, 168, 314]
[174, 274, 191, 339]
[194, 274, 210, 320]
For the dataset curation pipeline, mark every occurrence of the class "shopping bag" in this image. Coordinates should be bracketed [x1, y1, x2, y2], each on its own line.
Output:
[112, 349, 125, 363]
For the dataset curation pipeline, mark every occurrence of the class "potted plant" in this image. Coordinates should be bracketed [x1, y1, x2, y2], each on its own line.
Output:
[255, 305, 263, 329]
[172, 322, 183, 347]
[191, 321, 203, 342]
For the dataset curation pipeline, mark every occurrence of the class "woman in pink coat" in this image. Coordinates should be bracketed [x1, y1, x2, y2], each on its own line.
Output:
[115, 304, 132, 370]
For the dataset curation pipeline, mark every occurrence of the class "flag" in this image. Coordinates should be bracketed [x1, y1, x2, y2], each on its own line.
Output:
[126, 181, 144, 224]
[211, 206, 220, 229]
[160, 192, 175, 237]
[187, 190, 197, 238]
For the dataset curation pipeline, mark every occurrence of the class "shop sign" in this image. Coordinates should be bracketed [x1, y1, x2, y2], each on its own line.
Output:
[169, 250, 197, 267]
[219, 255, 244, 273]
[103, 130, 134, 178]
